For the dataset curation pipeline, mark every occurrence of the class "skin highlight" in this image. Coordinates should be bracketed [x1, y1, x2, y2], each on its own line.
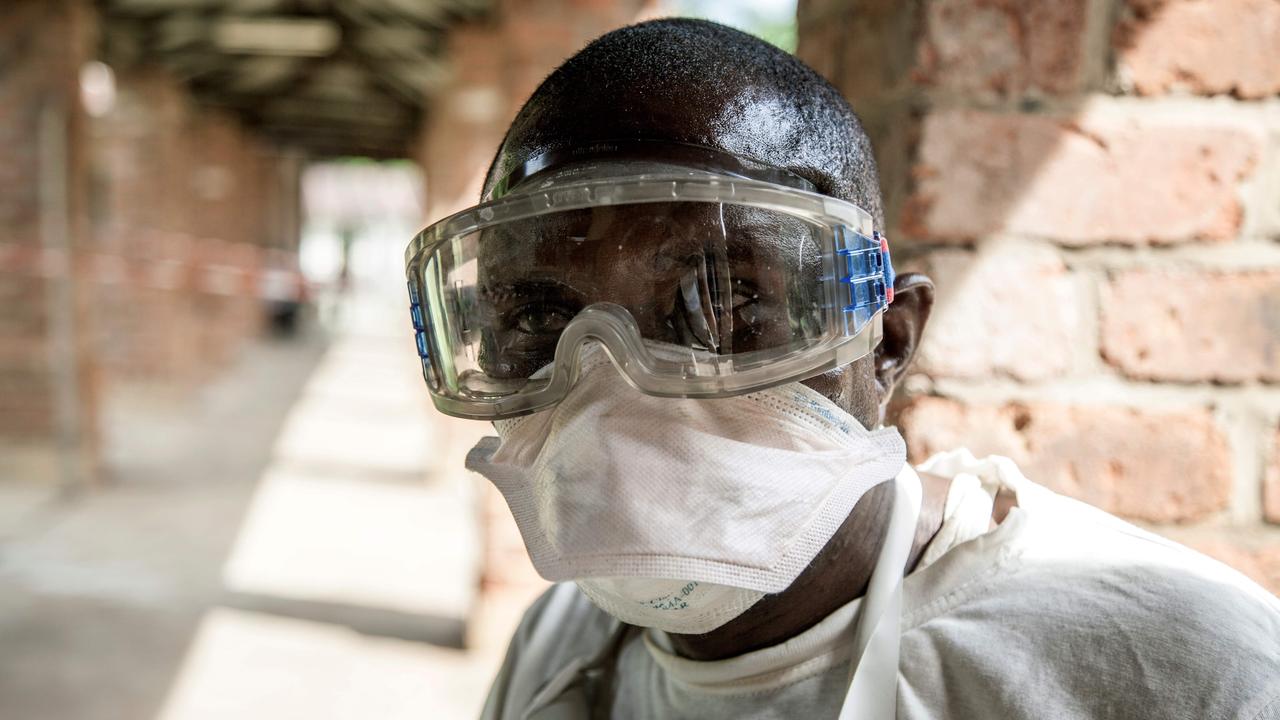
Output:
[482, 18, 962, 661]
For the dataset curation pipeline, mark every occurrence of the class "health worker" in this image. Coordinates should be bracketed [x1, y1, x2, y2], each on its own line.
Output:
[401, 19, 1280, 720]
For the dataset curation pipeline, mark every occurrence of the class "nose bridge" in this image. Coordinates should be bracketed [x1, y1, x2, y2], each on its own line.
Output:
[557, 204, 728, 370]
[661, 202, 725, 264]
[592, 204, 714, 279]
[584, 204, 724, 339]
[554, 303, 647, 386]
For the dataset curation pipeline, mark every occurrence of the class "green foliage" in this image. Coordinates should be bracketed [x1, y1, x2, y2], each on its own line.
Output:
[667, 0, 798, 53]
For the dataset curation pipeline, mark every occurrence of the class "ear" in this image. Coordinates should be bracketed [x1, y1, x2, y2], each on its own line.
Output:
[875, 272, 934, 403]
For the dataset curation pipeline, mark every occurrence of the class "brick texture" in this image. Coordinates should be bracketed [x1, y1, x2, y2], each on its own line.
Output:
[1115, 0, 1280, 99]
[899, 397, 1233, 523]
[94, 69, 276, 245]
[800, 0, 1279, 597]
[915, 0, 1088, 97]
[1101, 269, 1280, 383]
[88, 66, 290, 385]
[2, 3, 296, 476]
[913, 245, 1085, 381]
[0, 0, 98, 449]
[902, 109, 1260, 244]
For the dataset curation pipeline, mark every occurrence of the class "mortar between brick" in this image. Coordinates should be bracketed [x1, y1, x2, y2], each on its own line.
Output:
[1218, 400, 1269, 524]
[1081, 0, 1120, 91]
[921, 377, 1280, 412]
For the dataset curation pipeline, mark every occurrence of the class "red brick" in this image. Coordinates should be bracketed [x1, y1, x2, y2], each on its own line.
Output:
[1165, 529, 1280, 595]
[1266, 427, 1280, 525]
[1101, 269, 1280, 383]
[0, 274, 48, 336]
[1115, 0, 1280, 99]
[419, 25, 509, 223]
[0, 371, 55, 437]
[422, 1, 646, 220]
[89, 63, 288, 389]
[0, 0, 98, 456]
[913, 246, 1085, 381]
[915, 0, 1088, 97]
[0, 336, 51, 373]
[902, 109, 1260, 244]
[899, 397, 1232, 523]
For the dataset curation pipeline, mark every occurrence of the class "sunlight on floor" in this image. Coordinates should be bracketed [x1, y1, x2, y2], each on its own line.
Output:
[155, 608, 492, 720]
[153, 176, 504, 718]
[158, 285, 500, 718]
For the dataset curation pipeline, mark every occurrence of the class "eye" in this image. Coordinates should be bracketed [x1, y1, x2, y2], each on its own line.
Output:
[513, 304, 575, 336]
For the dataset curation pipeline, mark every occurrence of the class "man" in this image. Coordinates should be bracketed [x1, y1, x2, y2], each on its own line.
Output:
[403, 19, 1280, 719]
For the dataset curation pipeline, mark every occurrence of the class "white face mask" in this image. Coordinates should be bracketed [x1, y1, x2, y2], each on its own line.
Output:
[575, 577, 764, 634]
[466, 348, 907, 634]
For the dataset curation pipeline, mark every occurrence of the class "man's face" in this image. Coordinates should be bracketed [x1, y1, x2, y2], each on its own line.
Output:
[481, 72, 931, 428]
[472, 201, 827, 381]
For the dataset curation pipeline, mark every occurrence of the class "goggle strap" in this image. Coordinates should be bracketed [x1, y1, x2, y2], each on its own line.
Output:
[877, 231, 896, 304]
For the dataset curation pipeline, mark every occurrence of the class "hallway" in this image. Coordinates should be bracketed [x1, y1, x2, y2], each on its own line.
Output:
[0, 287, 511, 719]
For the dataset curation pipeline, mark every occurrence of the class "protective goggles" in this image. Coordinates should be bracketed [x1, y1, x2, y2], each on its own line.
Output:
[404, 143, 895, 420]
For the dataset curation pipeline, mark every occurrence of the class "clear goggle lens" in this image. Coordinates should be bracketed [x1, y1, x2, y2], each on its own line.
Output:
[406, 191, 891, 419]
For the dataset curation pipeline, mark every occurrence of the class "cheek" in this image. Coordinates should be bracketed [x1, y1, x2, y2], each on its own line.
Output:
[798, 356, 880, 428]
[799, 369, 847, 407]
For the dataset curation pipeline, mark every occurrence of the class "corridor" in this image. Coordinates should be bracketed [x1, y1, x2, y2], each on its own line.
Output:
[0, 283, 520, 719]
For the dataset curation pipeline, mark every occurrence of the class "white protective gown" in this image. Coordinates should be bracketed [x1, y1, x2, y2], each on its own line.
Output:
[480, 452, 1280, 720]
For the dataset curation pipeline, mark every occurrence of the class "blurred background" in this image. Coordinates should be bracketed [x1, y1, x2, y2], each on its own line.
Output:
[1, 0, 1277, 717]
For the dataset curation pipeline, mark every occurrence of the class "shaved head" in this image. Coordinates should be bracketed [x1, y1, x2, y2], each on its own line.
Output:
[482, 17, 897, 427]
[484, 18, 883, 224]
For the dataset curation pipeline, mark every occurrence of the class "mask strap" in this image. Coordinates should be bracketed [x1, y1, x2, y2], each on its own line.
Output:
[839, 467, 922, 720]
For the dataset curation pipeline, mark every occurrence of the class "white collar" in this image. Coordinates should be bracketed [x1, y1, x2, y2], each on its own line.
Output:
[643, 453, 1035, 694]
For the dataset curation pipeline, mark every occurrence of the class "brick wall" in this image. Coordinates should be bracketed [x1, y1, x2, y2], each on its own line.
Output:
[0, 0, 98, 483]
[416, 0, 658, 223]
[89, 66, 299, 387]
[798, 0, 1280, 592]
[1, 2, 302, 484]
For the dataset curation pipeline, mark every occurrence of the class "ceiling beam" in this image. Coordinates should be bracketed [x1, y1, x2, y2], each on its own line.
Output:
[97, 0, 490, 157]
[265, 131, 411, 159]
[212, 16, 341, 56]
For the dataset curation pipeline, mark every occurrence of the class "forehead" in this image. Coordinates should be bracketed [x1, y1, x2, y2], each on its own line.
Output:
[477, 203, 819, 266]
[483, 204, 814, 249]
[487, 82, 835, 199]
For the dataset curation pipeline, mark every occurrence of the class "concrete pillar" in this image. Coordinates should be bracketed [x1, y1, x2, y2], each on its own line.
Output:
[418, 25, 509, 224]
[416, 0, 657, 224]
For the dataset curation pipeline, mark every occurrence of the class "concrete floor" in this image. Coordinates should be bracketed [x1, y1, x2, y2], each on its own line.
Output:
[0, 291, 522, 719]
